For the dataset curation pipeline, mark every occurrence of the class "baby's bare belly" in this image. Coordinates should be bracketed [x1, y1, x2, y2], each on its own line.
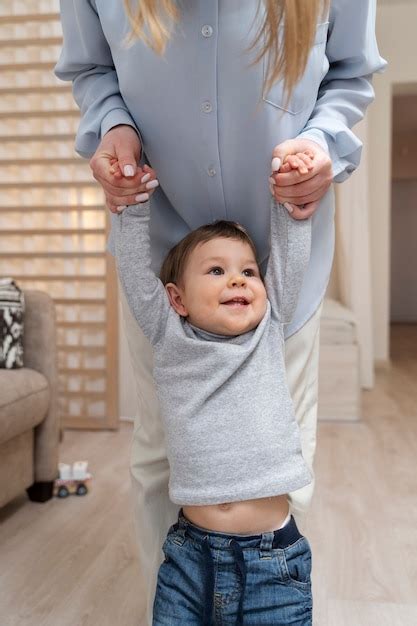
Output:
[183, 494, 290, 534]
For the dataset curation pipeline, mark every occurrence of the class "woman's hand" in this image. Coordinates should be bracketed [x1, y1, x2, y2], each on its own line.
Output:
[89, 124, 159, 213]
[269, 138, 333, 220]
[109, 160, 159, 212]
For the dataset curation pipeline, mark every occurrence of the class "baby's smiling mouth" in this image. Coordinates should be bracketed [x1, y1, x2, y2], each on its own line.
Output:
[221, 297, 250, 306]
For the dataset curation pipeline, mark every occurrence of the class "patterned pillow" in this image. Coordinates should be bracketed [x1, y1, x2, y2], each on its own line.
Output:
[0, 278, 25, 369]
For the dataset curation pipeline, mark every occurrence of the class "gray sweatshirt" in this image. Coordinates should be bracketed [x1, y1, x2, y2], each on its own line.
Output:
[114, 199, 312, 505]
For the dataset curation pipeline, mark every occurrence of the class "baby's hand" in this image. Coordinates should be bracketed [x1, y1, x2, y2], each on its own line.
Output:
[269, 151, 314, 205]
[280, 150, 315, 175]
[108, 160, 159, 212]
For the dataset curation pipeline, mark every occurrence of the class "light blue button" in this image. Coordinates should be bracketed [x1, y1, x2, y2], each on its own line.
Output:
[201, 25, 213, 38]
[208, 167, 216, 177]
[202, 101, 213, 113]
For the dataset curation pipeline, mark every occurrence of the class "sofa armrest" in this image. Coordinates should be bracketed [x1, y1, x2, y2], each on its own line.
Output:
[23, 290, 59, 482]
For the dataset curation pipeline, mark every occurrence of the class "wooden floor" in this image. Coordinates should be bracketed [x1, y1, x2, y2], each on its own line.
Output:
[0, 324, 416, 626]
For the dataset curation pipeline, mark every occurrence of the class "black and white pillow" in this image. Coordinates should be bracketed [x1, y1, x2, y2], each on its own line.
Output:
[0, 278, 25, 369]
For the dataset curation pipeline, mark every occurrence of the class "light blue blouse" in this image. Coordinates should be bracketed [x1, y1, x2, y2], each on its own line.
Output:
[55, 0, 386, 338]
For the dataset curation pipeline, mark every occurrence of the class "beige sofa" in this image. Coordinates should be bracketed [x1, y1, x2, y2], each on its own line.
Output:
[0, 290, 59, 507]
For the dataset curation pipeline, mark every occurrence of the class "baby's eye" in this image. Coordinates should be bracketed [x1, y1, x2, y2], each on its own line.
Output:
[242, 268, 256, 277]
[209, 266, 224, 275]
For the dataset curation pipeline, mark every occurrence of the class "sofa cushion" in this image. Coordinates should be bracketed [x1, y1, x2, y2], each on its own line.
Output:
[0, 368, 50, 445]
[320, 298, 357, 345]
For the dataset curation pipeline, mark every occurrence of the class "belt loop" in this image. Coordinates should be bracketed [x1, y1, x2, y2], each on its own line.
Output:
[259, 531, 274, 559]
[173, 509, 187, 545]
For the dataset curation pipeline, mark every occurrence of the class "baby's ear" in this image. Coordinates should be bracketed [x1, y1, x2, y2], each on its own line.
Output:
[165, 283, 188, 317]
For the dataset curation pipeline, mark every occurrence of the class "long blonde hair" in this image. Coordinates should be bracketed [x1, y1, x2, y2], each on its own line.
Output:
[123, 0, 330, 99]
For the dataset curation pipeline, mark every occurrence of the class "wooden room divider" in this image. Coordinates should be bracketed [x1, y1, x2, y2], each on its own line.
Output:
[0, 0, 119, 429]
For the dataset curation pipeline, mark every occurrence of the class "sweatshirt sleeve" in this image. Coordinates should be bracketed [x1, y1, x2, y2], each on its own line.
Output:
[297, 0, 387, 183]
[114, 201, 170, 346]
[54, 0, 143, 158]
[263, 199, 312, 325]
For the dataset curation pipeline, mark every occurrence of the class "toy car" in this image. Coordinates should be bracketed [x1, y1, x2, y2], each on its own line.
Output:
[53, 461, 92, 498]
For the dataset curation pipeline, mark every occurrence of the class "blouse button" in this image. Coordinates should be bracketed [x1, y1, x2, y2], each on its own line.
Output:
[202, 101, 213, 113]
[201, 25, 213, 38]
[208, 167, 216, 177]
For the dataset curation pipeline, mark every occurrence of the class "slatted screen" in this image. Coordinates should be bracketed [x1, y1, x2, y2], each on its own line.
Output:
[0, 0, 119, 429]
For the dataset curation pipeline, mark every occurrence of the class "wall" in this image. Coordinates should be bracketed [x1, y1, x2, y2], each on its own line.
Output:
[368, 1, 417, 360]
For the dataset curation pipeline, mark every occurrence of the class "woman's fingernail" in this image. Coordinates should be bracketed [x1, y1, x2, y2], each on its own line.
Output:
[135, 193, 149, 203]
[141, 173, 151, 183]
[268, 176, 276, 186]
[271, 157, 281, 172]
[117, 205, 127, 212]
[284, 202, 294, 214]
[145, 179, 159, 190]
[124, 165, 135, 177]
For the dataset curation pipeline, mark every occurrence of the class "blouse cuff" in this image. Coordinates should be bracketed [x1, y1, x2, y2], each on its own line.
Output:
[74, 108, 144, 158]
[101, 108, 144, 147]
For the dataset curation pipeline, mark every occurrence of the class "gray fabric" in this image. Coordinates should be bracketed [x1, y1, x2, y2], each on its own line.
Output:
[115, 198, 312, 505]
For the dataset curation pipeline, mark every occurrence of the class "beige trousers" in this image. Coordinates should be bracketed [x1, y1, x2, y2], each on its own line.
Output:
[119, 283, 323, 626]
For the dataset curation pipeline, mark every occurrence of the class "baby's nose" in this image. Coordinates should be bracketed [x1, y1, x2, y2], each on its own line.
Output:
[229, 274, 246, 286]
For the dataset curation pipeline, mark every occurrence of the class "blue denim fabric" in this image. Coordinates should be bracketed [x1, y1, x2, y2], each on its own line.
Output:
[152, 509, 313, 625]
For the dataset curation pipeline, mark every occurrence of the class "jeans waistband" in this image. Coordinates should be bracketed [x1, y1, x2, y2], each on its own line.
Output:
[173, 508, 303, 550]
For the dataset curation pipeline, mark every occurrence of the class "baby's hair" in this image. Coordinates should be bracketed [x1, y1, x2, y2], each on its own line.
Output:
[159, 221, 258, 286]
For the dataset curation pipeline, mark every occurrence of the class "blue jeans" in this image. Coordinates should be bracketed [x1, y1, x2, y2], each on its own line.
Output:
[152, 509, 313, 625]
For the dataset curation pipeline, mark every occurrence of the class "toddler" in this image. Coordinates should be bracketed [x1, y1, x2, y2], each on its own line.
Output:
[114, 153, 315, 625]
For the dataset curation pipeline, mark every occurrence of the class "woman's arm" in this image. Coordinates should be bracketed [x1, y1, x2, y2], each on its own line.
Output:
[297, 0, 387, 183]
[270, 0, 387, 219]
[114, 201, 171, 346]
[54, 0, 143, 159]
[55, 1, 157, 210]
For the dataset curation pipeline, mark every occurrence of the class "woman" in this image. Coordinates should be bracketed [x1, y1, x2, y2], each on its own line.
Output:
[55, 1, 386, 623]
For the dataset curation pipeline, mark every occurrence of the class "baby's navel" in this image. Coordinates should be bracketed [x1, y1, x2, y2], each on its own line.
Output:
[218, 502, 231, 510]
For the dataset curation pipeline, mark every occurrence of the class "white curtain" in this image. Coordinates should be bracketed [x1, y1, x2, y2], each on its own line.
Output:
[333, 119, 375, 389]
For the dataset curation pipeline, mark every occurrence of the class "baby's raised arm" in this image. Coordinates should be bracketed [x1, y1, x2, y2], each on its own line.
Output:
[114, 199, 171, 346]
[263, 196, 312, 325]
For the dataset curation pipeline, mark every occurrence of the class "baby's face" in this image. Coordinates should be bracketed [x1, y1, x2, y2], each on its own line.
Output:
[166, 237, 267, 336]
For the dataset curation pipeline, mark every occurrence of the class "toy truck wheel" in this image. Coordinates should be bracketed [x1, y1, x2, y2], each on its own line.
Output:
[57, 486, 69, 498]
[76, 483, 88, 496]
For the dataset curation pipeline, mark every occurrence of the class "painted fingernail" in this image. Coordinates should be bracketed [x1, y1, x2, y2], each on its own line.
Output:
[117, 205, 127, 212]
[271, 157, 281, 172]
[124, 165, 135, 177]
[145, 179, 159, 190]
[284, 202, 294, 214]
[268, 176, 276, 186]
[140, 173, 151, 183]
[135, 193, 149, 203]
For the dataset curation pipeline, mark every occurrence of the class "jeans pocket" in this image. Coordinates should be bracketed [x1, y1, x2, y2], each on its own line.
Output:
[282, 537, 312, 588]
